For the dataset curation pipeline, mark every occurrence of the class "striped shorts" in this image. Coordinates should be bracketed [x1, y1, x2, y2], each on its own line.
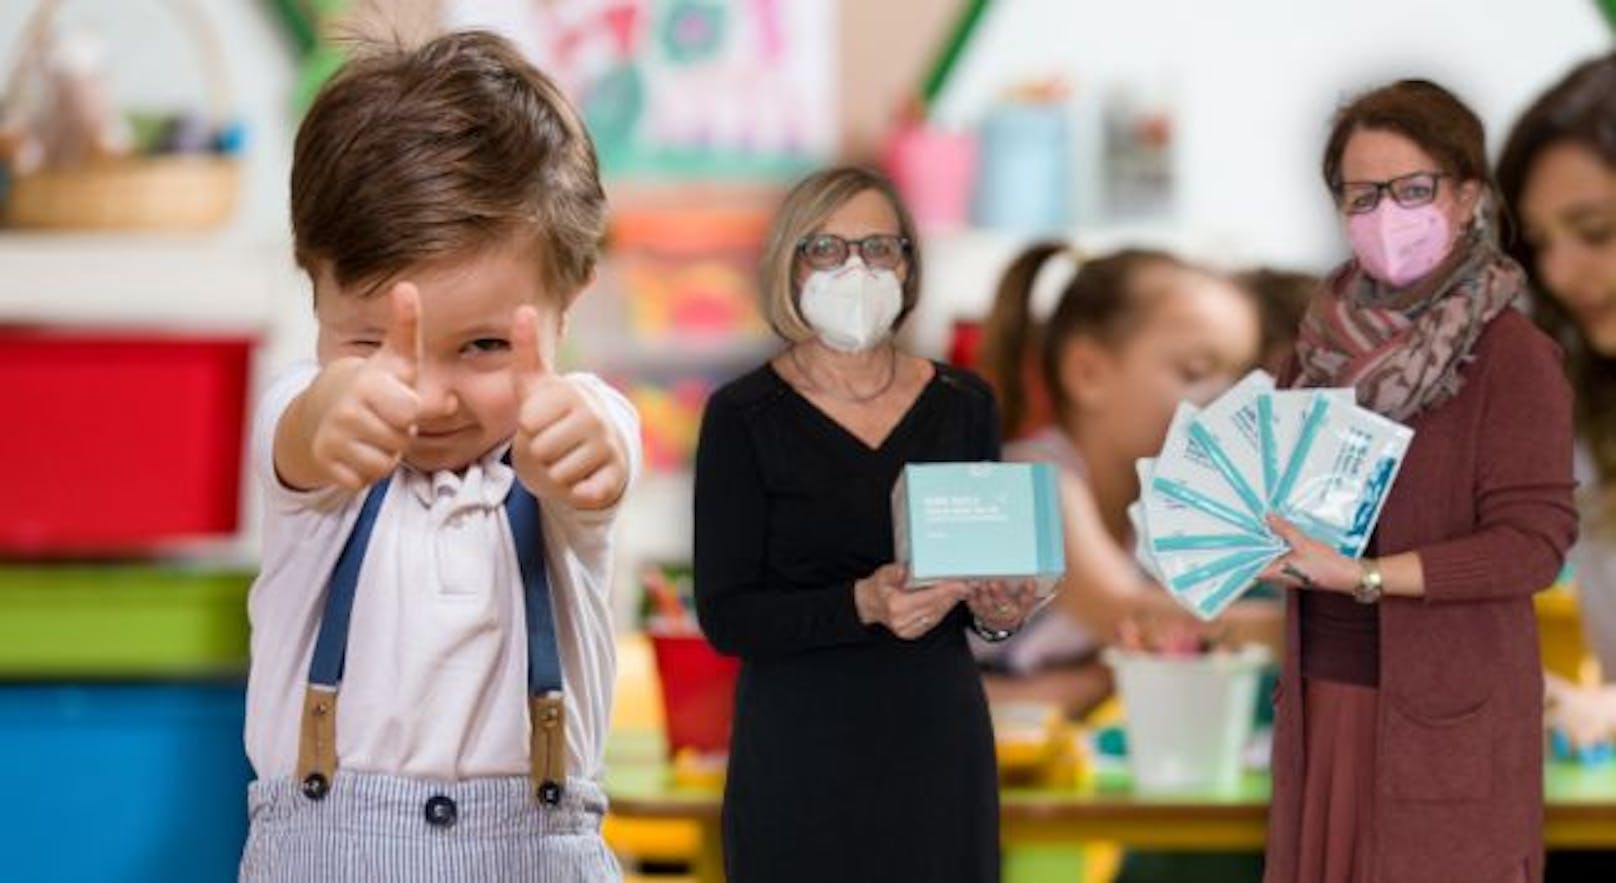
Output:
[239, 773, 620, 882]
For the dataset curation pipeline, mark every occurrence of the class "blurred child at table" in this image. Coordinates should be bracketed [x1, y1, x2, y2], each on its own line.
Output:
[979, 243, 1281, 882]
[974, 244, 1283, 715]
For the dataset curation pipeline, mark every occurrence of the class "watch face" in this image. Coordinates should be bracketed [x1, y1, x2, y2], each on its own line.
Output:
[1353, 561, 1383, 604]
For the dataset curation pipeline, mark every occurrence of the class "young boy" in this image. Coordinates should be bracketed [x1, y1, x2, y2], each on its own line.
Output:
[239, 31, 638, 881]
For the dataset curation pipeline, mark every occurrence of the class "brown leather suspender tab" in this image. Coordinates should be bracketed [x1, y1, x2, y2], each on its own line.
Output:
[295, 686, 339, 800]
[530, 691, 566, 805]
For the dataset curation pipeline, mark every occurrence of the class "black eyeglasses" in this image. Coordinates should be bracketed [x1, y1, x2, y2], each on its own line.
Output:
[1335, 171, 1446, 215]
[796, 233, 910, 271]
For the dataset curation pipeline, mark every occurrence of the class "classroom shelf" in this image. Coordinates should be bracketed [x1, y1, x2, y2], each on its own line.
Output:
[0, 681, 252, 882]
[0, 564, 252, 678]
[0, 232, 291, 332]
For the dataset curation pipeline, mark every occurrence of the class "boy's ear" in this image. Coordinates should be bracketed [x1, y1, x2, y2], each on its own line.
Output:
[559, 266, 597, 311]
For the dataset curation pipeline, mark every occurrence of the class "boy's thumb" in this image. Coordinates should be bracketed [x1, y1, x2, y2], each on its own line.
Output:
[380, 282, 422, 380]
[512, 305, 554, 384]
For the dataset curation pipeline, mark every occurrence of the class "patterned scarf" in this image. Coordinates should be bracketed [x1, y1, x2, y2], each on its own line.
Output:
[1294, 222, 1527, 422]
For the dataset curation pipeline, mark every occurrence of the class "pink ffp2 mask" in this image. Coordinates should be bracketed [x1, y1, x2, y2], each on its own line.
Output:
[1346, 201, 1453, 287]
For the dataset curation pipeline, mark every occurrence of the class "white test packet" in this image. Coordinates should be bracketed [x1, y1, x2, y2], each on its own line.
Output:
[1268, 389, 1413, 557]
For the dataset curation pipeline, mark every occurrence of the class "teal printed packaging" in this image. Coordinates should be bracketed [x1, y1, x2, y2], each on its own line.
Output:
[891, 462, 1066, 592]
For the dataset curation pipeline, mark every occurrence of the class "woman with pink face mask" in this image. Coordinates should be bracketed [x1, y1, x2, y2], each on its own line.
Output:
[1259, 80, 1579, 883]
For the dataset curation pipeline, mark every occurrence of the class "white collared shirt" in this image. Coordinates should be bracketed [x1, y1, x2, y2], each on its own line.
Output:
[243, 362, 640, 783]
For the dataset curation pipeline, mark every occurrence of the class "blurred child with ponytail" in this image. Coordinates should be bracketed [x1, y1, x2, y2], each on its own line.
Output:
[972, 244, 1282, 706]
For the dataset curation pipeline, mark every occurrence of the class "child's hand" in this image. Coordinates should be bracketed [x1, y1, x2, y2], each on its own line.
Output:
[1546, 674, 1616, 752]
[510, 305, 629, 510]
[279, 283, 423, 490]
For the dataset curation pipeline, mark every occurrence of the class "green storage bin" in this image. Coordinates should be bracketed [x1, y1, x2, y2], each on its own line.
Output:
[0, 565, 251, 677]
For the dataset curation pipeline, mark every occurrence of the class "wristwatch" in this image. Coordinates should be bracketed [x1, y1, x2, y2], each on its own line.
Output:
[1352, 558, 1384, 605]
[970, 618, 1016, 643]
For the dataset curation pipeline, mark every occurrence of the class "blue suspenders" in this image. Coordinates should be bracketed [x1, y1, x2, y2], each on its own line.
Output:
[294, 473, 568, 806]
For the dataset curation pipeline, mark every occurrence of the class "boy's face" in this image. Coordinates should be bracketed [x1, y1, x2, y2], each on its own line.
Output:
[313, 234, 564, 474]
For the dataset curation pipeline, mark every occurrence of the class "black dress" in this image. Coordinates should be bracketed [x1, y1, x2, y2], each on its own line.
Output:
[693, 361, 1001, 883]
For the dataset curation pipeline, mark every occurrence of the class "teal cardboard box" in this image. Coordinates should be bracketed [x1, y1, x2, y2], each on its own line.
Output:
[891, 462, 1066, 591]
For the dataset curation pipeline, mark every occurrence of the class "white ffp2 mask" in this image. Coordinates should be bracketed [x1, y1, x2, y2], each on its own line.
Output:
[798, 263, 903, 353]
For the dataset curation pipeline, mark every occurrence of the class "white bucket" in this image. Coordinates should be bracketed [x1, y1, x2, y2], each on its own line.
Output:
[1102, 644, 1270, 794]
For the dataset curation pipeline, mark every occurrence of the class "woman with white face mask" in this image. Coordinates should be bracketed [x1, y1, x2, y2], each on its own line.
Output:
[1258, 80, 1578, 883]
[692, 167, 1040, 882]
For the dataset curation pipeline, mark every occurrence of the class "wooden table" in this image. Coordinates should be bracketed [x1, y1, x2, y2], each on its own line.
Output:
[603, 731, 1616, 883]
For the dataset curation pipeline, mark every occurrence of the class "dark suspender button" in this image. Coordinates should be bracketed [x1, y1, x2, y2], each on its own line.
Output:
[300, 774, 329, 801]
[538, 781, 562, 806]
[424, 795, 458, 828]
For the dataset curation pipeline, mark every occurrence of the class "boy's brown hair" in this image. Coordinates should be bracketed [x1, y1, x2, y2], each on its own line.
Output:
[290, 30, 605, 301]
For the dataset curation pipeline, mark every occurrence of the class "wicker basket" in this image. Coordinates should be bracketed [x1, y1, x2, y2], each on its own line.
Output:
[1, 0, 240, 231]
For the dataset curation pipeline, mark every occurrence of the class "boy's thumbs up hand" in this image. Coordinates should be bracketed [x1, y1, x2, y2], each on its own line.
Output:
[511, 304, 629, 510]
[303, 283, 424, 489]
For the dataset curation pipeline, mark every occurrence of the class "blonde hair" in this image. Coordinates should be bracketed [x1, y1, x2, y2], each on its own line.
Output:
[757, 167, 922, 342]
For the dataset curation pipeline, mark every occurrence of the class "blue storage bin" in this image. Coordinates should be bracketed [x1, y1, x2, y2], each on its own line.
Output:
[0, 683, 250, 883]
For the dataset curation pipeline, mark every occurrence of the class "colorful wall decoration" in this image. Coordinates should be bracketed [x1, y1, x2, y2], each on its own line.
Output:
[444, 0, 837, 180]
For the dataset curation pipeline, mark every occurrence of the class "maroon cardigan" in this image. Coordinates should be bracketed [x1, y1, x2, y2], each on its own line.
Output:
[1264, 309, 1579, 883]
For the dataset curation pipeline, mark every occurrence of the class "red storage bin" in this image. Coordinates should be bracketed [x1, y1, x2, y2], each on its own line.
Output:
[649, 631, 741, 757]
[0, 328, 253, 556]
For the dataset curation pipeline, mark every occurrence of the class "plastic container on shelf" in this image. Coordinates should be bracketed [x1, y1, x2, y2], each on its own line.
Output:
[1102, 644, 1269, 794]
[973, 100, 1073, 233]
[648, 629, 741, 759]
[0, 682, 251, 882]
[0, 565, 251, 677]
[0, 328, 254, 556]
[882, 121, 976, 233]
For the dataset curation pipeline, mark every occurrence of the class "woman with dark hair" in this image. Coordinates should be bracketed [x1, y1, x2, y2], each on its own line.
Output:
[1498, 52, 1616, 881]
[1259, 79, 1579, 882]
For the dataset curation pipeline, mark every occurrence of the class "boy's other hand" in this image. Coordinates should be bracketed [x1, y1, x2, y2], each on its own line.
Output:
[292, 283, 424, 490]
[510, 305, 629, 510]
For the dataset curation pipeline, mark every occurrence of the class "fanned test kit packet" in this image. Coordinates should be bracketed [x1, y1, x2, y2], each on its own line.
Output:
[1130, 371, 1413, 620]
